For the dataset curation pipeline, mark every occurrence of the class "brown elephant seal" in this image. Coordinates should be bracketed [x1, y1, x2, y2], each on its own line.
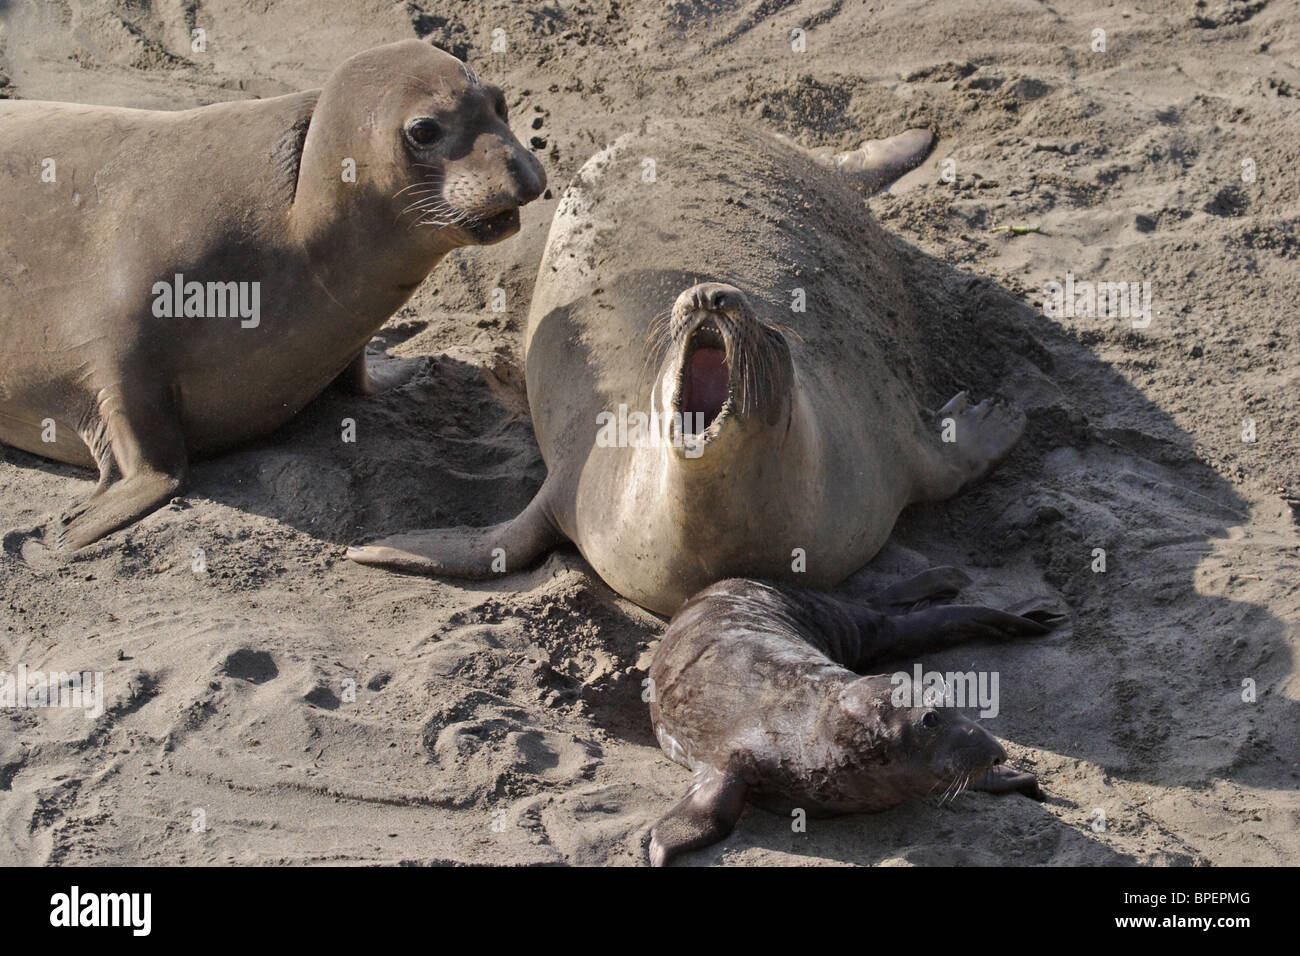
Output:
[0, 39, 544, 549]
[646, 572, 1051, 866]
[348, 118, 1017, 615]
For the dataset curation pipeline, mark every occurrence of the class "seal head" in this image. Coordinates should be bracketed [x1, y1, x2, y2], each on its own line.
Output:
[655, 282, 794, 460]
[294, 40, 546, 268]
[825, 675, 1009, 813]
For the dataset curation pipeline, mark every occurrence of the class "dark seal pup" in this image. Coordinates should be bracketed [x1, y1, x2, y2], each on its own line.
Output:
[647, 573, 1051, 866]
[0, 40, 544, 549]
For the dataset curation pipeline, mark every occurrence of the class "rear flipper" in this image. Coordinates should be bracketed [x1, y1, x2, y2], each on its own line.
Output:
[799, 128, 934, 194]
[57, 381, 187, 550]
[346, 486, 563, 578]
[825, 128, 934, 193]
[883, 604, 1052, 659]
[837, 601, 1055, 671]
[649, 766, 748, 867]
[971, 764, 1044, 801]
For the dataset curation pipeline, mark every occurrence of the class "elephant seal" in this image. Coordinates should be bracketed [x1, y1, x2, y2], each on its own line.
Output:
[348, 118, 1019, 615]
[0, 39, 544, 549]
[647, 573, 1050, 866]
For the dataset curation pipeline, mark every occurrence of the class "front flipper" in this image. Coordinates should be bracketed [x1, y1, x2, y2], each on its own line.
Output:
[346, 486, 564, 578]
[971, 764, 1044, 801]
[649, 766, 748, 868]
[917, 391, 1027, 501]
[57, 381, 188, 551]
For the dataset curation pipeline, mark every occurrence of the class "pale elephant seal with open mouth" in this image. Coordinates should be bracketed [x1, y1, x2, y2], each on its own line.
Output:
[0, 39, 544, 549]
[349, 118, 1019, 615]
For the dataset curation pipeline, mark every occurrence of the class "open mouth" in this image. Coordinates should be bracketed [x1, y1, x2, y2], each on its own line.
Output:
[462, 206, 521, 243]
[676, 323, 731, 438]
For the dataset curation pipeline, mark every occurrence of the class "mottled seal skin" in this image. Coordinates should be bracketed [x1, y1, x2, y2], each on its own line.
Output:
[0, 39, 544, 549]
[347, 119, 1018, 615]
[646, 573, 1050, 866]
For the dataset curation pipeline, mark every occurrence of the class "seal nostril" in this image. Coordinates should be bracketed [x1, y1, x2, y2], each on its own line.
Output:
[515, 175, 543, 204]
[711, 293, 727, 311]
[511, 155, 547, 205]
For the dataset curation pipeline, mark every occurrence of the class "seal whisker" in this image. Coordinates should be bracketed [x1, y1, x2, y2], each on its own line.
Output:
[767, 321, 804, 343]
[952, 772, 972, 804]
[400, 195, 448, 216]
[639, 307, 676, 386]
[405, 193, 472, 230]
[393, 180, 443, 199]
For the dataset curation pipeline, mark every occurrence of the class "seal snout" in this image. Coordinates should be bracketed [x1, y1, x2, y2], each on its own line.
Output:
[667, 285, 744, 448]
[693, 284, 736, 314]
[662, 281, 794, 455]
[675, 281, 747, 320]
[953, 717, 1007, 771]
[508, 147, 547, 205]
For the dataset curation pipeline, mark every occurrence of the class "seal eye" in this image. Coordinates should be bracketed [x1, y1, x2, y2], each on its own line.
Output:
[406, 118, 442, 147]
[493, 91, 508, 121]
[921, 711, 939, 728]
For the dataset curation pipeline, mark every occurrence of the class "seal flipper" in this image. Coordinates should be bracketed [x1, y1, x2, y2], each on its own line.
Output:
[57, 381, 187, 550]
[818, 128, 934, 194]
[970, 765, 1044, 801]
[649, 765, 748, 867]
[880, 604, 1050, 660]
[346, 484, 564, 578]
[915, 391, 1027, 501]
[873, 566, 972, 609]
[831, 601, 1052, 671]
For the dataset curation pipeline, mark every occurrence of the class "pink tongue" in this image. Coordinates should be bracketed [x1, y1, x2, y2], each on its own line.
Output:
[683, 348, 729, 425]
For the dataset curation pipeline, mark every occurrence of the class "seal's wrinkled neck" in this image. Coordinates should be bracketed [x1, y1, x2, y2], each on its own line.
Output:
[292, 90, 457, 295]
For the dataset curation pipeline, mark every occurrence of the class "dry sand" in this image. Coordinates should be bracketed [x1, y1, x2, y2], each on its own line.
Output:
[1, 0, 1297, 865]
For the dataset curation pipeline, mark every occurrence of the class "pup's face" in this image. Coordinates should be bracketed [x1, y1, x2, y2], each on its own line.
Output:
[836, 676, 1008, 806]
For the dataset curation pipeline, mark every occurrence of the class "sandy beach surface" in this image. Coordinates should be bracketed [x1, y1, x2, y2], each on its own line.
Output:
[1, 0, 1297, 865]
